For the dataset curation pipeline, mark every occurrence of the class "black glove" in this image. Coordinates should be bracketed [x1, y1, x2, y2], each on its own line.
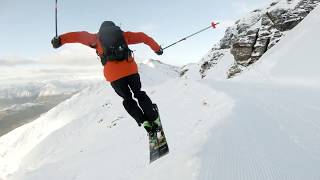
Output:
[155, 46, 163, 55]
[51, 36, 62, 49]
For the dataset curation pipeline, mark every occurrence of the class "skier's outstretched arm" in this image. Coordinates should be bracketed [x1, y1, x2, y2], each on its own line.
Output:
[124, 32, 162, 54]
[51, 31, 97, 49]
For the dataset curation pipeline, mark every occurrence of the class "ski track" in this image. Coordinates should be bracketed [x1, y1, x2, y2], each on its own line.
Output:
[2, 78, 320, 180]
[2, 79, 233, 180]
[197, 81, 320, 180]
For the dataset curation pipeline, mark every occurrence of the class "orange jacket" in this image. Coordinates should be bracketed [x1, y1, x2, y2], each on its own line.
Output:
[59, 31, 161, 82]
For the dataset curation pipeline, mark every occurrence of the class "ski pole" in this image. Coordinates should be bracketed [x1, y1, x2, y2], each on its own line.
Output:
[162, 21, 219, 50]
[55, 0, 58, 38]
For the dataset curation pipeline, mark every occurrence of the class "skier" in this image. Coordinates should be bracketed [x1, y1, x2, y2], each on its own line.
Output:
[51, 21, 163, 133]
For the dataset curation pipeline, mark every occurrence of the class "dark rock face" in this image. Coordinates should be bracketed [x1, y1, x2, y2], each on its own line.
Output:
[220, 27, 236, 49]
[267, 0, 320, 31]
[179, 68, 189, 77]
[230, 29, 259, 65]
[184, 0, 319, 79]
[225, 0, 320, 77]
[227, 63, 243, 78]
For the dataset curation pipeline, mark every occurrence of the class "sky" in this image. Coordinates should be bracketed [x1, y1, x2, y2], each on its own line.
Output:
[0, 0, 273, 66]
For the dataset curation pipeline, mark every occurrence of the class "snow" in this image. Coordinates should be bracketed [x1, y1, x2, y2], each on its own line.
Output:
[238, 5, 320, 87]
[0, 74, 234, 180]
[1, 4, 320, 180]
[199, 81, 320, 180]
[235, 9, 264, 34]
[181, 63, 202, 80]
[181, 49, 232, 80]
[268, 0, 301, 11]
[204, 51, 235, 80]
[138, 59, 180, 86]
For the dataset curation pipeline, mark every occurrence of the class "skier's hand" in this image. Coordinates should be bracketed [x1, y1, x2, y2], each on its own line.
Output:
[155, 46, 163, 55]
[51, 36, 62, 49]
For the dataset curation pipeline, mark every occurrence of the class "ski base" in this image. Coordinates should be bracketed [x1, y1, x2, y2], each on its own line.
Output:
[148, 104, 169, 163]
[149, 130, 169, 163]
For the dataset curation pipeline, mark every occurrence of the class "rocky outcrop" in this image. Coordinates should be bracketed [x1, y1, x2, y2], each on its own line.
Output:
[199, 49, 225, 78]
[226, 0, 320, 77]
[181, 0, 319, 79]
[227, 63, 243, 78]
[230, 28, 259, 65]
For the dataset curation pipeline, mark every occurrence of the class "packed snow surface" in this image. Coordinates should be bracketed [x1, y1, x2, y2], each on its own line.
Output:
[1, 5, 320, 180]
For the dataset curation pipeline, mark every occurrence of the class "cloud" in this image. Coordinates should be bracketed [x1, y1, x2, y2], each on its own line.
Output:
[42, 44, 100, 67]
[0, 48, 102, 83]
[0, 44, 101, 70]
[0, 57, 38, 66]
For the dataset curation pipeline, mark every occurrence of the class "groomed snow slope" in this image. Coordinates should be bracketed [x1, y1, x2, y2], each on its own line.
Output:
[1, 6, 320, 180]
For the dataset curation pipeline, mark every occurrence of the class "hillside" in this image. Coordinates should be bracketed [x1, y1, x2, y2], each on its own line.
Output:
[181, 0, 320, 79]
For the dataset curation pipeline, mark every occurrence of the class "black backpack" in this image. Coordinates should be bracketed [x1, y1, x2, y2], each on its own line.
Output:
[98, 21, 132, 65]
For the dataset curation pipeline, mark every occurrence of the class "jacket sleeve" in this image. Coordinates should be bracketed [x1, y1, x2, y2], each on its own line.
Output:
[124, 32, 161, 52]
[60, 31, 97, 48]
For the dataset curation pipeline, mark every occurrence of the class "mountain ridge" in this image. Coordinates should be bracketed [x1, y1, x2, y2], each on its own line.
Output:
[182, 0, 320, 79]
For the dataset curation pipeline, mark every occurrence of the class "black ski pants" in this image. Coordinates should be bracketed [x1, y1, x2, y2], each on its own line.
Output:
[111, 73, 158, 125]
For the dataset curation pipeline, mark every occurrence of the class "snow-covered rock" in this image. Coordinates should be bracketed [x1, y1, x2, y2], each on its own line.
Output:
[238, 4, 320, 86]
[182, 0, 320, 79]
[229, 0, 319, 66]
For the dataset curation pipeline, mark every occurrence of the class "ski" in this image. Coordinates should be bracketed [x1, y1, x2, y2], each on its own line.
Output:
[148, 104, 169, 163]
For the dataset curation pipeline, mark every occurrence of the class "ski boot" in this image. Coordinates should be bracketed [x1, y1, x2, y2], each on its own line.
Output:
[143, 120, 156, 134]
